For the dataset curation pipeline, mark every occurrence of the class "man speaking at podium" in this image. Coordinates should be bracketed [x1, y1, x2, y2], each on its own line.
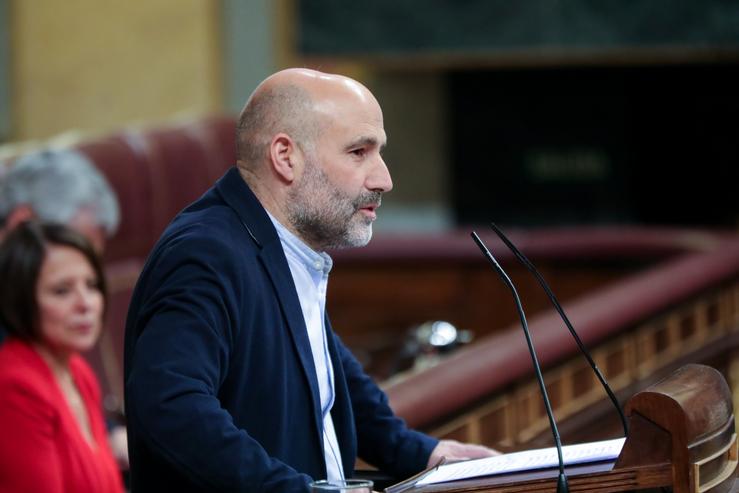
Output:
[124, 68, 495, 492]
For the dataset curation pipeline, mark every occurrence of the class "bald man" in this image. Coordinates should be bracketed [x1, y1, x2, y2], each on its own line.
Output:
[124, 69, 494, 493]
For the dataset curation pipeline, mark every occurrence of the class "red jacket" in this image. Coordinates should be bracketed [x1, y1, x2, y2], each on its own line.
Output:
[0, 338, 124, 493]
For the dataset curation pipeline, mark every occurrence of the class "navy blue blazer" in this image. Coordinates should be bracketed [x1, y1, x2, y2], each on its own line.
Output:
[124, 168, 437, 492]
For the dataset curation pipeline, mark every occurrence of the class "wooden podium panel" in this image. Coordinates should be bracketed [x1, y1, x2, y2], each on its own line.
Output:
[389, 364, 737, 493]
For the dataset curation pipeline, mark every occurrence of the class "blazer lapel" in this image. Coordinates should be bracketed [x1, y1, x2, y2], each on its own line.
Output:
[258, 242, 323, 426]
[215, 168, 325, 458]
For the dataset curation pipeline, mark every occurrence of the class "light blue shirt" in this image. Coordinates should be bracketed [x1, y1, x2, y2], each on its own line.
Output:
[268, 213, 345, 481]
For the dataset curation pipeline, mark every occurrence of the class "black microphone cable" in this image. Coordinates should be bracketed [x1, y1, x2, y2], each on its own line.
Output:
[487, 222, 629, 438]
[471, 231, 569, 493]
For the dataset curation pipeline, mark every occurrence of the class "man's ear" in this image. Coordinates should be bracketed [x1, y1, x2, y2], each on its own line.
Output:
[269, 133, 302, 183]
[5, 205, 36, 230]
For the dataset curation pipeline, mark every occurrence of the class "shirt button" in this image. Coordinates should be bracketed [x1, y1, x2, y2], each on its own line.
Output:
[313, 260, 322, 270]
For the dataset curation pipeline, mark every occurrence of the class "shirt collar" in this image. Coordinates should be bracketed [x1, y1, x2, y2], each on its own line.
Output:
[267, 211, 333, 276]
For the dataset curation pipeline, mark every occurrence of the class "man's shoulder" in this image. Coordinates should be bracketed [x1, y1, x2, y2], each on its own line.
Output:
[161, 197, 257, 254]
[165, 180, 268, 246]
[137, 199, 262, 288]
[174, 204, 247, 240]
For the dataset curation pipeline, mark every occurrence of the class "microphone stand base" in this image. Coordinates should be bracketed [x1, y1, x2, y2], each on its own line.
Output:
[557, 473, 569, 493]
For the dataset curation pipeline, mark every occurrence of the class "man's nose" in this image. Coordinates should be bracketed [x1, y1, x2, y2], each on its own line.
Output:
[367, 156, 393, 193]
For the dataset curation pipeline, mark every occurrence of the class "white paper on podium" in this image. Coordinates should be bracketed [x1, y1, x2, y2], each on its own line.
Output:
[416, 437, 626, 486]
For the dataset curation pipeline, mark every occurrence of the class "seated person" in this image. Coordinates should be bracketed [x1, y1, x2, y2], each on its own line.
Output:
[0, 149, 127, 468]
[0, 222, 124, 493]
[0, 148, 120, 253]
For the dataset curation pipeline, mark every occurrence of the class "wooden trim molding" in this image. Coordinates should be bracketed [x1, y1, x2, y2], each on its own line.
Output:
[384, 237, 739, 448]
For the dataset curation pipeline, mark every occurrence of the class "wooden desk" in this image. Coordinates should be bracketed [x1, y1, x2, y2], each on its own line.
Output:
[390, 364, 737, 492]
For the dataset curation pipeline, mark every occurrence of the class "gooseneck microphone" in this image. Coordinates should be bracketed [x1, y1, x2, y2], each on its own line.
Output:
[471, 232, 569, 493]
[487, 222, 629, 437]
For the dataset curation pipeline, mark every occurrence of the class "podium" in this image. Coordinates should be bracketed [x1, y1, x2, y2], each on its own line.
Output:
[392, 364, 738, 492]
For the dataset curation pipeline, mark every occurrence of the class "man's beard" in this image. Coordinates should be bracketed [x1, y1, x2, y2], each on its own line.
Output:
[287, 159, 382, 251]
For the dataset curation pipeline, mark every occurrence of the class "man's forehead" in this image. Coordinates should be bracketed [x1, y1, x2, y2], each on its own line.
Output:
[313, 94, 381, 118]
[311, 99, 383, 139]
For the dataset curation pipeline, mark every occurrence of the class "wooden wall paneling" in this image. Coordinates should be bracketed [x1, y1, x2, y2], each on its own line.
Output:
[479, 396, 514, 448]
[330, 258, 643, 379]
[728, 282, 739, 330]
[415, 281, 739, 452]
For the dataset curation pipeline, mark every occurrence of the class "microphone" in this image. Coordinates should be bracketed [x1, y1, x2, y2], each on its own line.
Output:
[487, 222, 629, 437]
[471, 231, 569, 493]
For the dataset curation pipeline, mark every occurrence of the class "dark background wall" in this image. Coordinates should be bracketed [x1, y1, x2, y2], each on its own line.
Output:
[449, 63, 738, 227]
[298, 0, 739, 57]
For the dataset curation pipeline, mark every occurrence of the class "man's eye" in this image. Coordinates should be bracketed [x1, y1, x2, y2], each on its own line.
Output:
[350, 148, 366, 158]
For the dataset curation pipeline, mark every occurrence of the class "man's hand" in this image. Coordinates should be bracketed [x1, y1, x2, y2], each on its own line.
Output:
[427, 439, 500, 468]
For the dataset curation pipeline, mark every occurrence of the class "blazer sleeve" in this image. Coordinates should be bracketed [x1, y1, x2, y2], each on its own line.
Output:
[0, 377, 65, 493]
[126, 232, 313, 492]
[334, 335, 439, 478]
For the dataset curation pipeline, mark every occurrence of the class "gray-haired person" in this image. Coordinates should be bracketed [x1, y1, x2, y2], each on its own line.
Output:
[0, 148, 120, 253]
